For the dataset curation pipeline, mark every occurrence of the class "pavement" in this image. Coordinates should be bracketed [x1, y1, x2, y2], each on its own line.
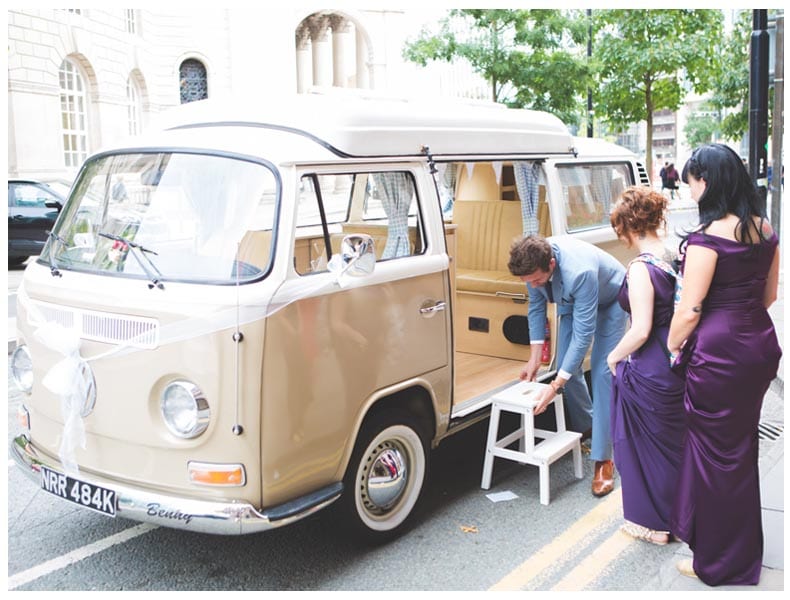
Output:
[6, 243, 786, 591]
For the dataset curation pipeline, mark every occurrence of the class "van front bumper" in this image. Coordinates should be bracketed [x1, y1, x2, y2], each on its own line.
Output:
[10, 435, 343, 535]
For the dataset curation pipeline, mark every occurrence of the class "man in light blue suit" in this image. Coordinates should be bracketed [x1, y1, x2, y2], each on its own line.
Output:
[508, 235, 626, 497]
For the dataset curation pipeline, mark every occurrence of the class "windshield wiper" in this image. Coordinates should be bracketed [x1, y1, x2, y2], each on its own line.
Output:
[46, 231, 68, 277]
[98, 232, 165, 290]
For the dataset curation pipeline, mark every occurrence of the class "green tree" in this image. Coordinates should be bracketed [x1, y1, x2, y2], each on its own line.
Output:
[594, 9, 723, 170]
[402, 9, 591, 127]
[684, 104, 722, 148]
[708, 10, 751, 141]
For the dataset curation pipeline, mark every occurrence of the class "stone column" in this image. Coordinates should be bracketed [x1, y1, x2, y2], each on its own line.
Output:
[355, 29, 369, 89]
[295, 24, 312, 93]
[307, 15, 331, 89]
[329, 15, 351, 88]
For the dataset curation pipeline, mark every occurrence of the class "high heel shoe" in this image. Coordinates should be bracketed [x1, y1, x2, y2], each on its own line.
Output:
[676, 558, 698, 579]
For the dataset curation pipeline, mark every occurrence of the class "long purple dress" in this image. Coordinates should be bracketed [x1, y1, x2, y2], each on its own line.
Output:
[671, 231, 781, 586]
[612, 255, 686, 532]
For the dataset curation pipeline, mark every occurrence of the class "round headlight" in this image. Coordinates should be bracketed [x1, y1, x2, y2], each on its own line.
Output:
[160, 381, 210, 439]
[11, 345, 33, 393]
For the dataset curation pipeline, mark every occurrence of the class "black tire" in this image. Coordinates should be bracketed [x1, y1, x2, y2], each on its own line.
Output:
[339, 411, 429, 542]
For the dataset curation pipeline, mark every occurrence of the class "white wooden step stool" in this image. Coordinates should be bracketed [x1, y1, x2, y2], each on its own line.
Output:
[481, 380, 583, 505]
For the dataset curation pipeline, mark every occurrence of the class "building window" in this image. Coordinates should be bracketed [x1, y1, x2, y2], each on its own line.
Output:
[125, 9, 136, 34]
[179, 59, 208, 104]
[68, 9, 82, 15]
[59, 59, 88, 168]
[127, 77, 142, 135]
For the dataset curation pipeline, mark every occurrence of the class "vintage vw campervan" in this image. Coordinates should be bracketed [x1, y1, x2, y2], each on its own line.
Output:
[10, 95, 649, 539]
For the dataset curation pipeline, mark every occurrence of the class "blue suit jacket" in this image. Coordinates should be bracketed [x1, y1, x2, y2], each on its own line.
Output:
[526, 236, 625, 375]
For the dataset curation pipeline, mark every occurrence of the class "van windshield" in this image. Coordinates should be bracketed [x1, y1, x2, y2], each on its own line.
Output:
[43, 152, 278, 284]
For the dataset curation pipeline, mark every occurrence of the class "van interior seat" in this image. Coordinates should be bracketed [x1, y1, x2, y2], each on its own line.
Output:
[237, 229, 273, 270]
[453, 199, 525, 296]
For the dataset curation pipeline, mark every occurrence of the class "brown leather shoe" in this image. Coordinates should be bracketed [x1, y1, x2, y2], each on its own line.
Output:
[592, 460, 614, 497]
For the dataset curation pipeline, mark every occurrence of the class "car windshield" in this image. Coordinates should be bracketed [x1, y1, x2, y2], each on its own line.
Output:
[43, 152, 278, 284]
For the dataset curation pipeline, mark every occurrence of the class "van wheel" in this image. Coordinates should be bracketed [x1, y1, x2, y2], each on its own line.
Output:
[340, 412, 428, 542]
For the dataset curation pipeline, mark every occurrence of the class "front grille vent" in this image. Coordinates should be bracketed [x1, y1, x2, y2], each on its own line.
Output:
[31, 301, 159, 349]
[636, 162, 651, 187]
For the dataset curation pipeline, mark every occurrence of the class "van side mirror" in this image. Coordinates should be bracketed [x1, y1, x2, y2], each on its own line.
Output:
[339, 234, 376, 277]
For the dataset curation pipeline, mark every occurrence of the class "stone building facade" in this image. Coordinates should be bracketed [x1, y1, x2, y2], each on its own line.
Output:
[7, 7, 480, 183]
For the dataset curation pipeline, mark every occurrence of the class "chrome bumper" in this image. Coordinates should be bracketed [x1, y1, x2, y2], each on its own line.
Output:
[10, 435, 343, 535]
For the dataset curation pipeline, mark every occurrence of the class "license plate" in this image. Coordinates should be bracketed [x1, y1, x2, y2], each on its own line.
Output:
[40, 466, 117, 517]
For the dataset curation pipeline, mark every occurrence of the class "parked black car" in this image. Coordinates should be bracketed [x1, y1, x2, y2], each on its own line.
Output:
[8, 179, 66, 266]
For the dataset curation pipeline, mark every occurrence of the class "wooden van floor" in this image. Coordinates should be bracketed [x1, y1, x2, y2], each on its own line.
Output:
[454, 351, 523, 405]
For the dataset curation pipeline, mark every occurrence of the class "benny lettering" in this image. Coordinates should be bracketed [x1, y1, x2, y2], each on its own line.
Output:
[146, 503, 194, 525]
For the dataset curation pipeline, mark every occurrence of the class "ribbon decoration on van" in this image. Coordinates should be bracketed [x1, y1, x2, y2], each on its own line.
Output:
[16, 252, 364, 475]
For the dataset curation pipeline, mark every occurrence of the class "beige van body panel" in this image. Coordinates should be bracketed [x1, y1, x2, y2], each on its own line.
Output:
[17, 267, 270, 505]
[259, 269, 450, 507]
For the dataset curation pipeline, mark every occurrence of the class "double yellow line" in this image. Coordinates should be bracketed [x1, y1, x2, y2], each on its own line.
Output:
[490, 488, 633, 591]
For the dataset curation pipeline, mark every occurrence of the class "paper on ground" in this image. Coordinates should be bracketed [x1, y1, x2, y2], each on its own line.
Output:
[486, 490, 518, 502]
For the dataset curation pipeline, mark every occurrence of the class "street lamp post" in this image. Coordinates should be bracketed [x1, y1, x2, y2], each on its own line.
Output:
[748, 10, 769, 206]
[587, 9, 593, 138]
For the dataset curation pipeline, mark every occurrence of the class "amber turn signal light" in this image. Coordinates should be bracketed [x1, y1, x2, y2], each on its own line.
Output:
[188, 461, 246, 486]
[17, 405, 30, 430]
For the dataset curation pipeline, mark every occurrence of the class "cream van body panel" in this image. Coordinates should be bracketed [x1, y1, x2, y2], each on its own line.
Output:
[16, 262, 276, 504]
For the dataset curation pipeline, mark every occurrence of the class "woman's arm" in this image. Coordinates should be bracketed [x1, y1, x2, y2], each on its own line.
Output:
[668, 244, 717, 355]
[764, 245, 780, 308]
[607, 261, 654, 374]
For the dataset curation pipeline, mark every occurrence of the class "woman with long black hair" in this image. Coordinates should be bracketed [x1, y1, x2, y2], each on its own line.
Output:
[668, 143, 781, 586]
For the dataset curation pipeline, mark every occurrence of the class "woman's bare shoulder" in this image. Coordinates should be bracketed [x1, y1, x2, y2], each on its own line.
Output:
[704, 215, 773, 243]
[704, 216, 739, 240]
[759, 218, 775, 237]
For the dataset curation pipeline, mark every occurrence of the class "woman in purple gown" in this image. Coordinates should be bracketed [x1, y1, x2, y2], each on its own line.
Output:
[668, 143, 781, 586]
[607, 187, 686, 546]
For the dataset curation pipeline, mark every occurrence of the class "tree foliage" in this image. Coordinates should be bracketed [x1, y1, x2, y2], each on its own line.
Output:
[402, 9, 592, 127]
[594, 10, 723, 126]
[593, 9, 723, 168]
[684, 104, 722, 148]
[708, 10, 751, 141]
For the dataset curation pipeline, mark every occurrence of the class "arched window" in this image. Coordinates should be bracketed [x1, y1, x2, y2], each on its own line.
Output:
[127, 76, 142, 135]
[295, 13, 371, 94]
[59, 59, 88, 168]
[179, 59, 208, 104]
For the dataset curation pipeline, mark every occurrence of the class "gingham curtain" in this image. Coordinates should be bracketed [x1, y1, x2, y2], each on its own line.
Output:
[514, 161, 541, 236]
[590, 166, 612, 224]
[439, 163, 458, 214]
[372, 172, 412, 259]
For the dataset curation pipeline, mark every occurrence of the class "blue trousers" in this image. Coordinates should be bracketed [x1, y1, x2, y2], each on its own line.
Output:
[556, 301, 627, 462]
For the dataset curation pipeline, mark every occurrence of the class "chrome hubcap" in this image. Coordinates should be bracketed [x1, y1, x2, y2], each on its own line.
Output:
[362, 443, 408, 513]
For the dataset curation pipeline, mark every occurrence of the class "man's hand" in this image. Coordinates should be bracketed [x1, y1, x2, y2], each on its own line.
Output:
[533, 385, 556, 415]
[519, 355, 541, 382]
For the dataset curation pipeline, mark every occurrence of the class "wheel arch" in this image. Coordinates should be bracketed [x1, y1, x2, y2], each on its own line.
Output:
[336, 380, 437, 482]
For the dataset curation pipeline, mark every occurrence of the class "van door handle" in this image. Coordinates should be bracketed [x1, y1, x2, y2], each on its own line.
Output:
[419, 300, 446, 316]
[495, 291, 527, 303]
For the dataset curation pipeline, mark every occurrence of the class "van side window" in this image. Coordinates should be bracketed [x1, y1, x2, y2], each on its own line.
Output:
[557, 163, 631, 232]
[294, 171, 425, 275]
